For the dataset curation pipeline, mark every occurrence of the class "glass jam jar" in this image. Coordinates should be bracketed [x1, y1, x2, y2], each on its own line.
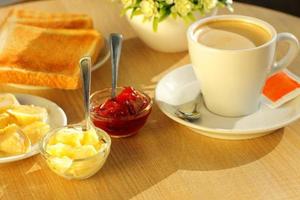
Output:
[90, 87, 152, 138]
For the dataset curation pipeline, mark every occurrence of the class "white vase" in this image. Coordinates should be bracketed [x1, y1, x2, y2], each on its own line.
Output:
[126, 9, 217, 53]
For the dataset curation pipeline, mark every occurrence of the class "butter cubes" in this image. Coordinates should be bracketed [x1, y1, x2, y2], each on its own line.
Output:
[42, 125, 110, 179]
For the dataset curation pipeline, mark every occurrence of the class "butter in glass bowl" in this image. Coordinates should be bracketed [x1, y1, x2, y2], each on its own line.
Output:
[40, 124, 111, 180]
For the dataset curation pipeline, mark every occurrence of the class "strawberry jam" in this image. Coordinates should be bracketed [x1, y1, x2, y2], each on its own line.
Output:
[90, 87, 152, 138]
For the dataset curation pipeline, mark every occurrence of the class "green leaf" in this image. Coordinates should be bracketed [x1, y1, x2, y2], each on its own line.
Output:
[182, 15, 192, 24]
[171, 12, 177, 19]
[134, 10, 142, 15]
[130, 7, 139, 19]
[120, 7, 133, 16]
[153, 17, 159, 32]
[158, 7, 171, 22]
[187, 13, 196, 22]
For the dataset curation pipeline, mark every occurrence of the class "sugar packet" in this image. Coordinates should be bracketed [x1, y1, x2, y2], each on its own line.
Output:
[262, 69, 300, 108]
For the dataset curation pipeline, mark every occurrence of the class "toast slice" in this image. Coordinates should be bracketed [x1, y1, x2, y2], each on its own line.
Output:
[4, 8, 93, 29]
[0, 23, 103, 89]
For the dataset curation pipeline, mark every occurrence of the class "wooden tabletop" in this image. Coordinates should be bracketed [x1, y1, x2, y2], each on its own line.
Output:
[1, 1, 300, 199]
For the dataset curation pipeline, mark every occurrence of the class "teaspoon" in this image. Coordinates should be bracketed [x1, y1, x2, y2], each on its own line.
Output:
[175, 103, 201, 122]
[79, 56, 92, 130]
[175, 94, 202, 122]
[109, 33, 123, 98]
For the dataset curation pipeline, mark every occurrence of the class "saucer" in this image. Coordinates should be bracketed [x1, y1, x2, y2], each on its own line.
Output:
[155, 64, 300, 140]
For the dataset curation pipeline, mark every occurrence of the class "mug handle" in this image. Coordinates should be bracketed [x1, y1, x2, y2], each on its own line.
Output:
[269, 33, 299, 76]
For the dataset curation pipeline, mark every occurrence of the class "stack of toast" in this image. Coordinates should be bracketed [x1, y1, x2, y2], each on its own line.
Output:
[0, 9, 104, 89]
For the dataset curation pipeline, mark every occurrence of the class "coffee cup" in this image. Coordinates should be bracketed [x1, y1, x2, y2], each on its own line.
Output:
[187, 15, 299, 117]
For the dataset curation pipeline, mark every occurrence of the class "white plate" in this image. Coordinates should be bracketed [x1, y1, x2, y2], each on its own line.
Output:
[155, 64, 300, 140]
[5, 38, 110, 90]
[0, 94, 67, 163]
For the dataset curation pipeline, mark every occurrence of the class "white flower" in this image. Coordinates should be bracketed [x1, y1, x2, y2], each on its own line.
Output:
[140, 0, 157, 18]
[226, 0, 233, 4]
[121, 0, 135, 7]
[172, 0, 193, 16]
[166, 0, 174, 5]
[224, 0, 234, 12]
[202, 0, 218, 12]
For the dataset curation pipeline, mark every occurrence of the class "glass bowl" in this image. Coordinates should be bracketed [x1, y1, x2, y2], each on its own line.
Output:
[90, 87, 153, 138]
[40, 124, 111, 180]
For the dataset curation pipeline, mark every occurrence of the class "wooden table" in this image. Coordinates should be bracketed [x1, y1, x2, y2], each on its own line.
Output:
[0, 1, 300, 199]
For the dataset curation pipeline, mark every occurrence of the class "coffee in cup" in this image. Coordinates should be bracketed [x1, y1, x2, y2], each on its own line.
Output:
[195, 19, 272, 50]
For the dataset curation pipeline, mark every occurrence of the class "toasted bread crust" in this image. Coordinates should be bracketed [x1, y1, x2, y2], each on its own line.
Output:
[7, 8, 93, 29]
[0, 24, 104, 89]
[0, 24, 103, 73]
[0, 68, 80, 89]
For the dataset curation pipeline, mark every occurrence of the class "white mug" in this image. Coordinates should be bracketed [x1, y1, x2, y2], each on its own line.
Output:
[187, 15, 300, 117]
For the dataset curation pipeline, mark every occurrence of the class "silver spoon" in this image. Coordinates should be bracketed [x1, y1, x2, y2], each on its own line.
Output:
[109, 33, 123, 98]
[175, 94, 202, 121]
[79, 56, 92, 130]
[175, 103, 201, 122]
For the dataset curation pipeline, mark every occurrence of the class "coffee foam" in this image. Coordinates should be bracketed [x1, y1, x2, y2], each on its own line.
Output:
[194, 19, 272, 50]
[195, 27, 256, 50]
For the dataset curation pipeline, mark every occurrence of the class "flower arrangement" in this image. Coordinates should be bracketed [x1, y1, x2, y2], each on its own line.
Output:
[121, 0, 233, 31]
